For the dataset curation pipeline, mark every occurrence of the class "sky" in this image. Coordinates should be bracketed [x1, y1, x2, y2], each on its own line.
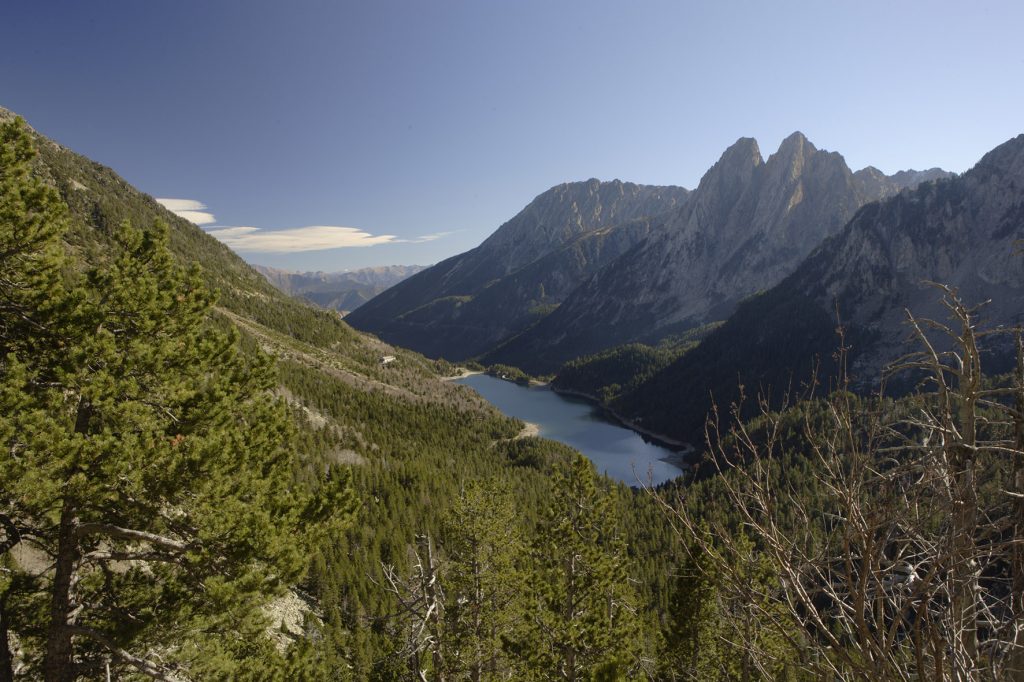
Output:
[2, 1, 1022, 271]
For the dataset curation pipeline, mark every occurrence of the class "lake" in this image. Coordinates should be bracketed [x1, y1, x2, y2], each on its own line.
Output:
[455, 373, 686, 486]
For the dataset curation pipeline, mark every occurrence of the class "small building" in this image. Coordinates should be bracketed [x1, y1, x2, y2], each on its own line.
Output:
[379, 355, 396, 365]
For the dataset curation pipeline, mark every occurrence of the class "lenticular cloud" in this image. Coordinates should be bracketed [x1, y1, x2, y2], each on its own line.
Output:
[156, 197, 447, 253]
[155, 198, 217, 226]
[205, 225, 399, 253]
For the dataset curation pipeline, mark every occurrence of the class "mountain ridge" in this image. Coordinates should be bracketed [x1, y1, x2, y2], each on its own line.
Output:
[346, 178, 690, 358]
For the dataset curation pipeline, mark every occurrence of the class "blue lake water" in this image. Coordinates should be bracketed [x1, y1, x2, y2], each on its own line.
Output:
[455, 374, 685, 486]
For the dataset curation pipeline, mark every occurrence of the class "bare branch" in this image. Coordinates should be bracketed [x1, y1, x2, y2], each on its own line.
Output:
[64, 625, 183, 681]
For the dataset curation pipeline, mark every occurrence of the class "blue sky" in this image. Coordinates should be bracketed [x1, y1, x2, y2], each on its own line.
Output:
[2, 1, 1022, 271]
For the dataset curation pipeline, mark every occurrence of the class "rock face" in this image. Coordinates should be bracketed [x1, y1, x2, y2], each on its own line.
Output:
[345, 179, 690, 359]
[790, 132, 1024, 378]
[615, 134, 1024, 444]
[253, 264, 425, 314]
[488, 133, 953, 372]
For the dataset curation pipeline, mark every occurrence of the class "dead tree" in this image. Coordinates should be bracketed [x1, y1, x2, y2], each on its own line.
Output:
[659, 285, 1024, 681]
[379, 534, 448, 682]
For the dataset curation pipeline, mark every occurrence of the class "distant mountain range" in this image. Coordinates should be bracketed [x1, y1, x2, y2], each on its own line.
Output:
[253, 264, 426, 314]
[348, 133, 951, 373]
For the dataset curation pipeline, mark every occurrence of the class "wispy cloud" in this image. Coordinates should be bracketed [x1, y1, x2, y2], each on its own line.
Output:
[156, 197, 454, 253]
[403, 230, 459, 243]
[205, 225, 399, 253]
[155, 198, 216, 226]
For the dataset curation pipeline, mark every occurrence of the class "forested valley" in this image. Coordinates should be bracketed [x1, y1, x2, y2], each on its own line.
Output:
[2, 107, 1024, 682]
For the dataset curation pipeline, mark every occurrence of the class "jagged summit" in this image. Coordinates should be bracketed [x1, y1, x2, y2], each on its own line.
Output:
[617, 132, 1024, 444]
[705, 136, 763, 180]
[486, 133, 950, 372]
[774, 130, 812, 156]
[767, 131, 818, 176]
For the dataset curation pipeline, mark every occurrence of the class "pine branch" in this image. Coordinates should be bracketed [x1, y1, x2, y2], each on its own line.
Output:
[74, 523, 189, 553]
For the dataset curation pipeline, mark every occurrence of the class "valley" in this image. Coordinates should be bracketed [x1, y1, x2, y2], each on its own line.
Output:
[3, 16, 1023, 676]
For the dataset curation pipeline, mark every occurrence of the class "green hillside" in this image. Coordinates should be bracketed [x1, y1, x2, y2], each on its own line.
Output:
[0, 112, 685, 680]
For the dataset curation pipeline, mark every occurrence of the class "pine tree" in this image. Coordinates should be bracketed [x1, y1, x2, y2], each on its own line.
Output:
[0, 116, 73, 682]
[0, 117, 68, 358]
[0, 117, 352, 680]
[510, 455, 643, 681]
[662, 526, 724, 681]
[441, 479, 524, 681]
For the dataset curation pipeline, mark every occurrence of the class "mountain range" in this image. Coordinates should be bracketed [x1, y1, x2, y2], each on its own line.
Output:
[582, 134, 1024, 444]
[487, 133, 951, 372]
[253, 263, 426, 314]
[348, 133, 951, 372]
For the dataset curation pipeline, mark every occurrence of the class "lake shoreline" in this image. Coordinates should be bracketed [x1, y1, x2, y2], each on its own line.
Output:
[441, 368, 484, 381]
[447, 369, 695, 469]
[549, 385, 695, 469]
[455, 373, 687, 485]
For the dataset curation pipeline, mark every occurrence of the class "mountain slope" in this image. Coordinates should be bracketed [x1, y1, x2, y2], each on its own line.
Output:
[345, 179, 689, 359]
[1, 107, 690, 676]
[488, 133, 953, 373]
[614, 134, 1024, 445]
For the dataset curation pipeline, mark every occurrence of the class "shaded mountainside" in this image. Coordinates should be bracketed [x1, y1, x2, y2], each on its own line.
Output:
[612, 134, 1024, 445]
[345, 179, 689, 359]
[253, 263, 426, 314]
[489, 133, 954, 373]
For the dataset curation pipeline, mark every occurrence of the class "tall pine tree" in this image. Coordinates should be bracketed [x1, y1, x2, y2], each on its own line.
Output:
[510, 455, 643, 681]
[441, 479, 524, 681]
[0, 117, 352, 680]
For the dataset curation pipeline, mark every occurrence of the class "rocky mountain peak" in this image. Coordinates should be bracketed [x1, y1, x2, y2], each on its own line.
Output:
[691, 137, 762, 205]
[716, 136, 763, 172]
[972, 133, 1024, 181]
[767, 131, 818, 176]
[775, 130, 813, 155]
